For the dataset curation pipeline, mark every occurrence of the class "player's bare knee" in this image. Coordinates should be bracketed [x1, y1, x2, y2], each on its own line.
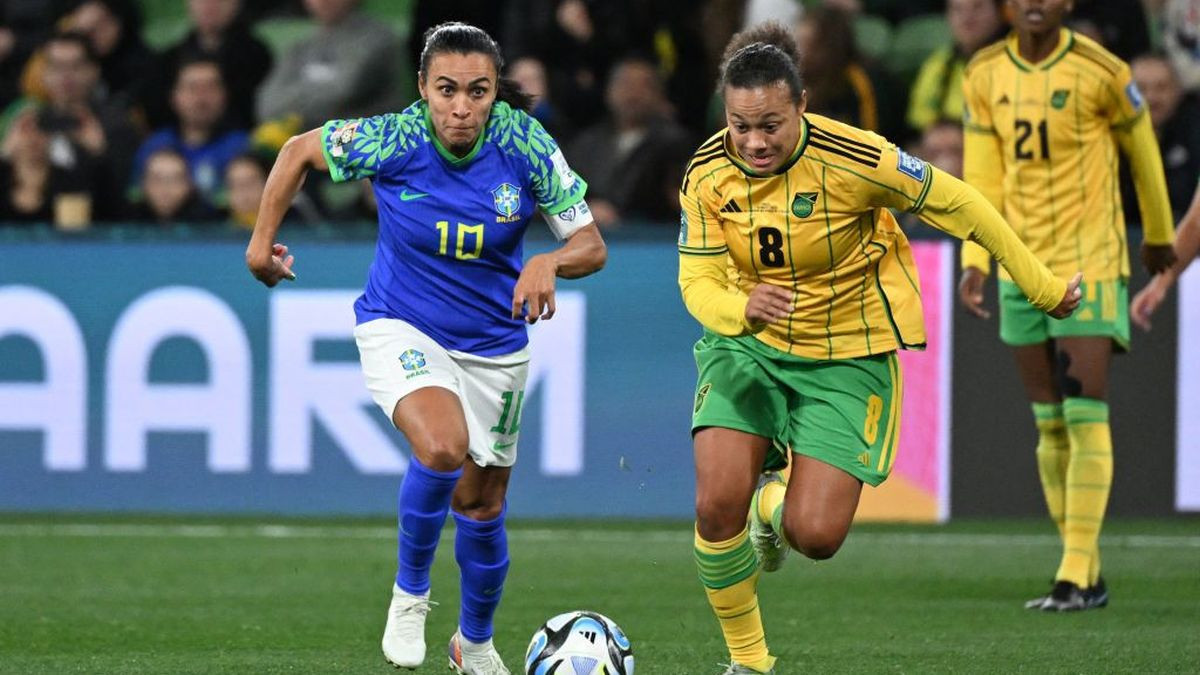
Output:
[694, 496, 747, 542]
[782, 518, 845, 560]
[412, 435, 468, 472]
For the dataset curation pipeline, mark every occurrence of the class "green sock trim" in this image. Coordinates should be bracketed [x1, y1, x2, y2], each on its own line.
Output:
[1063, 397, 1109, 424]
[1031, 402, 1064, 421]
[695, 538, 758, 589]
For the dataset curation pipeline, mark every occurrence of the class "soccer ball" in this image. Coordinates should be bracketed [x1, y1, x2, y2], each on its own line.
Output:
[524, 610, 634, 675]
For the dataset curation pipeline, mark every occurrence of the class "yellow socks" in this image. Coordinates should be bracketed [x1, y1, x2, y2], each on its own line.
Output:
[694, 527, 776, 673]
[1057, 398, 1113, 588]
[1032, 402, 1070, 538]
[756, 478, 787, 533]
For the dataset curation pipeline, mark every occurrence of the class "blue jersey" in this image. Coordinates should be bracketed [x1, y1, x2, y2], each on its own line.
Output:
[320, 101, 588, 356]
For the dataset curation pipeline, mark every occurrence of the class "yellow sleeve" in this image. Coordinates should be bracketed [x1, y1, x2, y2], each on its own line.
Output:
[677, 184, 756, 336]
[960, 63, 1005, 274]
[1110, 69, 1174, 246]
[913, 167, 1068, 313]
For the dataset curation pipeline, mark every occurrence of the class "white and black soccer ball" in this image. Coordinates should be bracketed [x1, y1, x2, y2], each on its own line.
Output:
[524, 610, 634, 675]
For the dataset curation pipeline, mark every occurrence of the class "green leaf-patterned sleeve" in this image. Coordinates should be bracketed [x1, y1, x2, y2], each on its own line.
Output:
[519, 116, 588, 215]
[320, 113, 411, 182]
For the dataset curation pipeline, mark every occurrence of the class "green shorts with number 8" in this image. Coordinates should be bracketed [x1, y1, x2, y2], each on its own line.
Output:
[998, 278, 1129, 351]
[691, 331, 902, 487]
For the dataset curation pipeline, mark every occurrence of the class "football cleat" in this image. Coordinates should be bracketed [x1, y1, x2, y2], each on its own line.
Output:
[382, 584, 434, 669]
[448, 630, 509, 675]
[748, 472, 789, 572]
[1039, 581, 1088, 612]
[721, 662, 775, 674]
[1086, 576, 1109, 609]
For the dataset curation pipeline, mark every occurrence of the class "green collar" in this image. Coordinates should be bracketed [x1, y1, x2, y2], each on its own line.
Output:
[422, 101, 487, 166]
[1006, 28, 1074, 72]
[726, 116, 809, 178]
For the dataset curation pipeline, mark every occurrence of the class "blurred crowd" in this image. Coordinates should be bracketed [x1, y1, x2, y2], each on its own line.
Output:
[0, 0, 1196, 232]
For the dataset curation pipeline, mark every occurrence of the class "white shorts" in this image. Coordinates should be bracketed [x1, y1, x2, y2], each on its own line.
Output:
[354, 318, 530, 468]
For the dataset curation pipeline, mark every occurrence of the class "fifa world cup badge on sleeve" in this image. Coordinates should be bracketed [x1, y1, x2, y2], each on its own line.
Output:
[896, 148, 927, 182]
[1125, 82, 1145, 111]
[330, 121, 358, 158]
[550, 148, 577, 188]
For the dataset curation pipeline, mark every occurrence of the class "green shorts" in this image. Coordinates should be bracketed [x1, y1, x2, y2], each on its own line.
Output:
[691, 332, 901, 487]
[998, 278, 1129, 351]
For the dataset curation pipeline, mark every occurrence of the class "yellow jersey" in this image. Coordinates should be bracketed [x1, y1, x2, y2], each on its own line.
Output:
[961, 29, 1174, 280]
[678, 113, 1066, 360]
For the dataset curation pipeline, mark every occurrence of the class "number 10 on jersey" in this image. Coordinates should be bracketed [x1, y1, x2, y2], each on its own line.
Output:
[436, 220, 484, 260]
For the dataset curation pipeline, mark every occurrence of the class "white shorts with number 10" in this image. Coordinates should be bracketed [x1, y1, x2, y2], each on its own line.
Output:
[354, 318, 530, 468]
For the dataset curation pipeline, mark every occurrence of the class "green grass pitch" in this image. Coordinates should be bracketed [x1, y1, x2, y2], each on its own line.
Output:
[1, 516, 1197, 674]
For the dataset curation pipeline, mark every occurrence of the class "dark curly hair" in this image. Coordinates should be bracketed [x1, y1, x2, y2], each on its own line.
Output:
[719, 21, 805, 104]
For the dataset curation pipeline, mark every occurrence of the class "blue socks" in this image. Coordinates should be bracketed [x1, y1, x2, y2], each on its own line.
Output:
[395, 458, 461, 594]
[454, 505, 510, 642]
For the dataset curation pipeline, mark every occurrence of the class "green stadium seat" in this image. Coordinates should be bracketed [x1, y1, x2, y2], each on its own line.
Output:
[142, 17, 190, 50]
[136, 0, 188, 26]
[362, 0, 415, 39]
[887, 13, 951, 77]
[854, 14, 893, 62]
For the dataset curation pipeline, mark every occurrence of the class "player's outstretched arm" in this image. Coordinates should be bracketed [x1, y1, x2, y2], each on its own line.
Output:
[246, 128, 327, 287]
[512, 222, 606, 324]
[914, 167, 1078, 318]
[1132, 184, 1200, 330]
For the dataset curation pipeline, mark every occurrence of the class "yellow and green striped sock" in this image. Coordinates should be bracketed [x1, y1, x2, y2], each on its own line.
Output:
[1057, 398, 1113, 588]
[756, 479, 786, 535]
[1032, 402, 1070, 540]
[694, 527, 776, 673]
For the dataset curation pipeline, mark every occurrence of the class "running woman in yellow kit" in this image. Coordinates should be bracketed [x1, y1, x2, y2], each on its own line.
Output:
[958, 0, 1176, 612]
[679, 23, 1081, 674]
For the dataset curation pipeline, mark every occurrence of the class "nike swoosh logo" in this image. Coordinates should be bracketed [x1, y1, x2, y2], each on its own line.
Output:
[399, 189, 429, 201]
[492, 440, 516, 451]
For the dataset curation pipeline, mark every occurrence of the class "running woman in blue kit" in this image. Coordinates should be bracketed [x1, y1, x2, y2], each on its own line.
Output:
[245, 23, 606, 675]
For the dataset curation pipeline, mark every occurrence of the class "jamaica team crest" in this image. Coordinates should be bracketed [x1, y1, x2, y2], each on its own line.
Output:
[492, 183, 521, 222]
[791, 192, 818, 218]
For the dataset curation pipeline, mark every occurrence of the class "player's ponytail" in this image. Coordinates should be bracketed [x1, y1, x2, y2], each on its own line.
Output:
[418, 21, 534, 112]
[719, 21, 805, 104]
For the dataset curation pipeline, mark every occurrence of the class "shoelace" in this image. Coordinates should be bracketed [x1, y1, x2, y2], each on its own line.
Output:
[461, 648, 508, 674]
[391, 598, 437, 640]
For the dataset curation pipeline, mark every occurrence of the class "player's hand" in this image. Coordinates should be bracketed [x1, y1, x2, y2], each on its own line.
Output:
[744, 283, 793, 325]
[246, 242, 297, 287]
[1048, 272, 1083, 319]
[513, 253, 557, 324]
[1140, 242, 1177, 276]
[1131, 274, 1171, 331]
[958, 267, 990, 319]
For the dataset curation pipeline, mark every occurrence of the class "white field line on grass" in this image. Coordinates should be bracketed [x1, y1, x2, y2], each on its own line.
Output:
[0, 523, 1197, 549]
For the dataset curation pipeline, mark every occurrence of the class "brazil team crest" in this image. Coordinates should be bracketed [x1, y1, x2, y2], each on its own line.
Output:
[791, 192, 818, 218]
[492, 183, 521, 221]
[399, 349, 426, 371]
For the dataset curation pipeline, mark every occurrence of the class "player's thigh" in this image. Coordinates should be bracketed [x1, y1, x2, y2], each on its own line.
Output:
[693, 427, 772, 540]
[998, 279, 1050, 347]
[451, 348, 531, 469]
[354, 318, 468, 466]
[1011, 341, 1060, 403]
[781, 453, 863, 557]
[788, 352, 901, 487]
[1054, 337, 1114, 400]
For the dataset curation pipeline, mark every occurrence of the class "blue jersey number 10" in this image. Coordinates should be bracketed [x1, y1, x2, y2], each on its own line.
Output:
[436, 221, 485, 260]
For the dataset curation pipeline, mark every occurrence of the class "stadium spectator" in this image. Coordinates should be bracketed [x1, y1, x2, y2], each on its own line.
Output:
[1068, 0, 1152, 62]
[793, 6, 899, 139]
[4, 32, 139, 220]
[256, 0, 404, 129]
[1160, 0, 1200, 92]
[132, 58, 249, 205]
[61, 0, 153, 109]
[0, 106, 98, 225]
[128, 147, 217, 224]
[906, 0, 1005, 134]
[0, 1, 62, 109]
[1125, 52, 1200, 221]
[142, 0, 273, 130]
[568, 56, 692, 228]
[919, 119, 965, 179]
[224, 151, 318, 230]
[506, 56, 574, 144]
[502, 0, 640, 130]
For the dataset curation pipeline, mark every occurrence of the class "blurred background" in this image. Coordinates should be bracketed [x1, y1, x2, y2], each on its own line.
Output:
[0, 0, 1197, 522]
